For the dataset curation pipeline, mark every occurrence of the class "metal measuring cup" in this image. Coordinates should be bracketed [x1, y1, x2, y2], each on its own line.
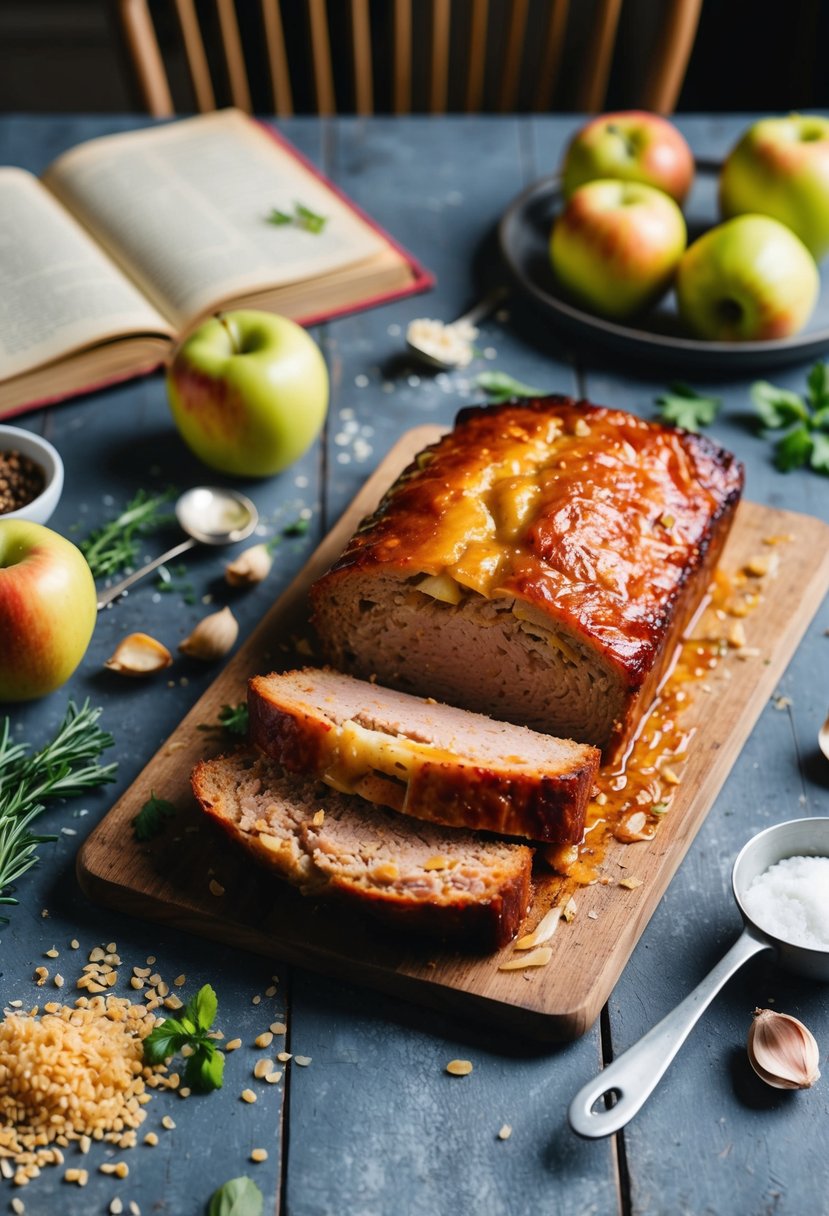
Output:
[569, 817, 829, 1138]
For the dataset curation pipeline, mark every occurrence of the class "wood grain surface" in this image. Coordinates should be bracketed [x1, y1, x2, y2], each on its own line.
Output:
[77, 425, 829, 1042]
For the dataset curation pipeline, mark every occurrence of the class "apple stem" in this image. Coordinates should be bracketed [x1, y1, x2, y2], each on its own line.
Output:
[216, 313, 240, 355]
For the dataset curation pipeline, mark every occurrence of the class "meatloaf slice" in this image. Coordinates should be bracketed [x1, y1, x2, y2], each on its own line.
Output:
[310, 396, 744, 762]
[248, 667, 599, 844]
[192, 750, 533, 949]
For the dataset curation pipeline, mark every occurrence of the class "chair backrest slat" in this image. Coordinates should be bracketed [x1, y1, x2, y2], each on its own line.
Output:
[430, 0, 451, 113]
[117, 0, 702, 120]
[118, 0, 175, 117]
[533, 0, 570, 112]
[351, 0, 374, 116]
[576, 0, 624, 112]
[307, 0, 336, 114]
[641, 0, 703, 113]
[393, 0, 412, 113]
[261, 0, 294, 116]
[464, 0, 489, 113]
[174, 0, 215, 112]
[498, 0, 530, 112]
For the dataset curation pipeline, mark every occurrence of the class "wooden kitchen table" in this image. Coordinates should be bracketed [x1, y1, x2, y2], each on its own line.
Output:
[1, 113, 828, 1216]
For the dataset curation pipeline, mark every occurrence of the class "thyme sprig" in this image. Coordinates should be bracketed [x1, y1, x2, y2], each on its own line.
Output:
[0, 702, 117, 916]
[79, 489, 176, 578]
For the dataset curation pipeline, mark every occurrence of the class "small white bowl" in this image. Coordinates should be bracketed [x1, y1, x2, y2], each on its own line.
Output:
[0, 424, 64, 526]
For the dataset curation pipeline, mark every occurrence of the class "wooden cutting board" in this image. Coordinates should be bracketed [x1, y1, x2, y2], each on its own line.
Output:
[78, 426, 829, 1041]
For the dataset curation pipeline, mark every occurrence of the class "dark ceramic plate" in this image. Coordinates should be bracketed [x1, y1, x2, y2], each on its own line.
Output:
[498, 160, 829, 373]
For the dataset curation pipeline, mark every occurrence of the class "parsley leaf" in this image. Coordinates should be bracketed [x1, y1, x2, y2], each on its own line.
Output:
[207, 1177, 264, 1216]
[294, 202, 327, 233]
[143, 984, 225, 1092]
[775, 425, 814, 471]
[132, 792, 176, 841]
[655, 383, 721, 432]
[266, 202, 327, 234]
[810, 430, 829, 474]
[218, 703, 249, 736]
[751, 362, 829, 475]
[751, 381, 809, 429]
[475, 371, 545, 403]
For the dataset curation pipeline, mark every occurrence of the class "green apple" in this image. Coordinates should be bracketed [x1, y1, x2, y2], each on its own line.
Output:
[167, 310, 329, 478]
[0, 520, 97, 701]
[562, 111, 694, 204]
[550, 179, 687, 320]
[676, 215, 819, 342]
[720, 115, 829, 260]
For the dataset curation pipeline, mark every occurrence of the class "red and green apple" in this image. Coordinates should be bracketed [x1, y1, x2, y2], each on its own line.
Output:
[561, 111, 694, 204]
[167, 310, 329, 478]
[550, 179, 687, 320]
[676, 214, 819, 341]
[720, 115, 829, 260]
[0, 520, 97, 701]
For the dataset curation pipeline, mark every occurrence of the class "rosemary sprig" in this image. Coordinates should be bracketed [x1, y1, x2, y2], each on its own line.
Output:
[79, 489, 176, 578]
[0, 701, 117, 916]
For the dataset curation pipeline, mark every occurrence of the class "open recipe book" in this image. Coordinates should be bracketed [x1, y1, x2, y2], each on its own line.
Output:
[0, 109, 431, 417]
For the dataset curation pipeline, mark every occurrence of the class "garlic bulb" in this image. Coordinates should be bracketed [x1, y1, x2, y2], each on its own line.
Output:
[179, 606, 239, 661]
[225, 543, 273, 587]
[104, 632, 173, 677]
[747, 1007, 821, 1090]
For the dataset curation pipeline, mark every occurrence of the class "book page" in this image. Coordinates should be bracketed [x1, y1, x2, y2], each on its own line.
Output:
[0, 169, 173, 384]
[44, 110, 387, 330]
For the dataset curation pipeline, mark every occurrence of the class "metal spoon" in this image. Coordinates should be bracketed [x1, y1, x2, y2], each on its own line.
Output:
[569, 817, 829, 1139]
[406, 285, 509, 370]
[96, 486, 258, 610]
[819, 711, 829, 762]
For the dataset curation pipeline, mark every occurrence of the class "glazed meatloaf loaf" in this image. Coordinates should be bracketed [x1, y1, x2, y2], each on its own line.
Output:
[248, 667, 600, 844]
[311, 396, 744, 762]
[193, 750, 533, 949]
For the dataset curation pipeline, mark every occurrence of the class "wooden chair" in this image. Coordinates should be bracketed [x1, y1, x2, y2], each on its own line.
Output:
[115, 0, 703, 118]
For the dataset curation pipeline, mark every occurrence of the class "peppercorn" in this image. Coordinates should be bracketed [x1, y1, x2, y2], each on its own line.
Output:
[0, 450, 46, 514]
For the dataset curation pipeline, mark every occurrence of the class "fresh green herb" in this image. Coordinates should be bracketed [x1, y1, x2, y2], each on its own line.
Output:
[282, 517, 309, 537]
[143, 983, 225, 1092]
[198, 703, 250, 737]
[267, 201, 327, 234]
[0, 702, 116, 918]
[218, 703, 249, 736]
[654, 383, 721, 432]
[474, 371, 545, 403]
[751, 362, 829, 474]
[132, 792, 177, 841]
[651, 801, 670, 816]
[156, 564, 197, 603]
[206, 1176, 264, 1216]
[79, 489, 176, 578]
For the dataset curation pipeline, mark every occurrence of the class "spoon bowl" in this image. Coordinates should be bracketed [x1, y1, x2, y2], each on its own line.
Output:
[97, 486, 258, 609]
[569, 816, 829, 1138]
[405, 286, 508, 371]
[175, 486, 258, 546]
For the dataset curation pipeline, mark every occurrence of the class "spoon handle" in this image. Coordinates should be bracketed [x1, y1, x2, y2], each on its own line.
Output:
[454, 285, 509, 329]
[568, 925, 773, 1139]
[96, 537, 197, 610]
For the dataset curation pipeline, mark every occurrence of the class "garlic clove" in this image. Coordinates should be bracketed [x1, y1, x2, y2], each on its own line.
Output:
[225, 543, 273, 587]
[104, 632, 173, 677]
[747, 1007, 821, 1090]
[179, 606, 239, 661]
[613, 808, 657, 843]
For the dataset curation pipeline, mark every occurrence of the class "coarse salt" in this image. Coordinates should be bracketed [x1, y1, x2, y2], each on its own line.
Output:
[742, 855, 829, 949]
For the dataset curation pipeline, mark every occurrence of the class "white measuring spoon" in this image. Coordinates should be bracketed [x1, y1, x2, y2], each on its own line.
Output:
[569, 817, 829, 1139]
[96, 486, 258, 610]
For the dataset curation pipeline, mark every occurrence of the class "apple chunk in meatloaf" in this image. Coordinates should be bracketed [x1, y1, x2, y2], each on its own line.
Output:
[310, 396, 744, 762]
